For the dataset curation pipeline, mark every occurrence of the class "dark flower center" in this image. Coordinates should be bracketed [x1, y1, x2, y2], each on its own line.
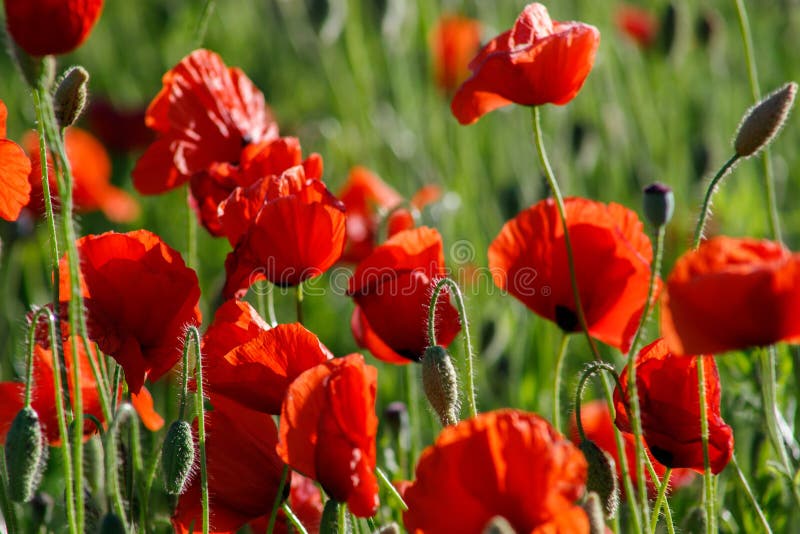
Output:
[555, 305, 579, 332]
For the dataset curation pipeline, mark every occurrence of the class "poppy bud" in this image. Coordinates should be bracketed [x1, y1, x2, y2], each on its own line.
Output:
[581, 492, 606, 534]
[320, 499, 350, 534]
[579, 439, 619, 519]
[97, 512, 126, 534]
[481, 516, 516, 534]
[422, 345, 460, 427]
[734, 82, 797, 158]
[5, 407, 47, 503]
[54, 66, 90, 129]
[642, 183, 674, 228]
[161, 420, 195, 495]
[7, 40, 55, 89]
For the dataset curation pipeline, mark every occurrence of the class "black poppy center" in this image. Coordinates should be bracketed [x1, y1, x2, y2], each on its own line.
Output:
[555, 305, 579, 332]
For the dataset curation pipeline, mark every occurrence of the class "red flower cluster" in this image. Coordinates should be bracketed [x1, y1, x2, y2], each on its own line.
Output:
[0, 99, 31, 222]
[4, 0, 104, 56]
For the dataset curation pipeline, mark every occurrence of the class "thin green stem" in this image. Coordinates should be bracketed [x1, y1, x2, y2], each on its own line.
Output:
[296, 282, 304, 325]
[731, 454, 772, 533]
[552, 334, 570, 431]
[281, 502, 309, 534]
[194, 0, 216, 48]
[377, 467, 408, 511]
[104, 404, 136, 532]
[733, 0, 782, 242]
[693, 154, 740, 248]
[141, 439, 163, 533]
[0, 452, 19, 534]
[650, 468, 672, 533]
[428, 277, 478, 418]
[186, 327, 210, 534]
[186, 200, 198, 272]
[178, 340, 191, 422]
[531, 107, 601, 361]
[696, 356, 715, 534]
[646, 461, 675, 534]
[337, 501, 347, 534]
[110, 364, 122, 415]
[266, 465, 289, 534]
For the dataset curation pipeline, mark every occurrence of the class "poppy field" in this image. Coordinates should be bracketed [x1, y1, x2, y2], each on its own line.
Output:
[1, 0, 800, 533]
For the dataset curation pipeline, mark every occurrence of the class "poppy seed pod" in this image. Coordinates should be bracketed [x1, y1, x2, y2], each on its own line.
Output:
[579, 440, 619, 518]
[642, 182, 674, 228]
[54, 66, 90, 129]
[422, 345, 460, 427]
[5, 406, 46, 502]
[161, 420, 195, 495]
[734, 82, 797, 158]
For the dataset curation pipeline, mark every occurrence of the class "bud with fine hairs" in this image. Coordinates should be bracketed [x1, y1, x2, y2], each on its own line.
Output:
[5, 406, 48, 503]
[734, 82, 797, 158]
[54, 66, 90, 129]
[579, 439, 619, 519]
[161, 420, 195, 495]
[582, 492, 607, 534]
[422, 345, 460, 427]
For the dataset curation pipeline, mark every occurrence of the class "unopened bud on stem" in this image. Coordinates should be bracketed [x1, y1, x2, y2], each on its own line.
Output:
[54, 66, 90, 129]
[642, 182, 674, 228]
[734, 82, 797, 158]
[161, 420, 195, 495]
[5, 406, 47, 502]
[579, 440, 619, 519]
[422, 345, 460, 427]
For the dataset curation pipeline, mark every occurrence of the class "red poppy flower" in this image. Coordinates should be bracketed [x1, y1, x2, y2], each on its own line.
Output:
[221, 165, 346, 296]
[87, 97, 155, 153]
[661, 237, 800, 355]
[489, 197, 654, 352]
[613, 339, 734, 474]
[277, 354, 379, 518]
[451, 3, 600, 125]
[132, 49, 278, 195]
[3, 0, 104, 56]
[58, 230, 202, 393]
[569, 400, 695, 497]
[0, 337, 161, 444]
[431, 15, 482, 93]
[173, 395, 288, 533]
[203, 321, 332, 414]
[201, 299, 270, 364]
[403, 410, 589, 533]
[0, 99, 31, 222]
[616, 5, 659, 49]
[23, 127, 139, 223]
[348, 227, 461, 364]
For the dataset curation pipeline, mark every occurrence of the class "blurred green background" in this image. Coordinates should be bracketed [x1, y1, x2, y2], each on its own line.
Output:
[2, 0, 800, 531]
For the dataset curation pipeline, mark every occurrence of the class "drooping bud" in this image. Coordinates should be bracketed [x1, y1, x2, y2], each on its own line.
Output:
[7, 40, 55, 89]
[422, 345, 460, 427]
[482, 516, 517, 534]
[54, 66, 90, 129]
[642, 182, 674, 228]
[161, 420, 195, 495]
[581, 492, 606, 534]
[734, 82, 798, 158]
[5, 406, 47, 502]
[97, 513, 127, 534]
[579, 440, 619, 519]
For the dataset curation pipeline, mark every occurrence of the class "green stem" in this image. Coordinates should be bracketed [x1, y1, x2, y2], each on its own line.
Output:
[281, 502, 309, 534]
[646, 460, 675, 534]
[296, 282, 304, 325]
[337, 501, 347, 534]
[110, 365, 122, 415]
[186, 198, 198, 272]
[650, 468, 672, 533]
[194, 0, 216, 48]
[733, 0, 782, 242]
[104, 405, 137, 532]
[266, 465, 289, 534]
[427, 278, 478, 418]
[186, 327, 210, 534]
[692, 154, 740, 248]
[178, 341, 191, 422]
[0, 452, 19, 534]
[404, 365, 420, 473]
[376, 467, 408, 511]
[731, 454, 772, 533]
[696, 356, 715, 534]
[552, 334, 570, 431]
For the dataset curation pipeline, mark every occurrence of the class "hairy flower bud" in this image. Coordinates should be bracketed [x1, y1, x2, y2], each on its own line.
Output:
[579, 440, 619, 519]
[642, 182, 674, 228]
[422, 345, 460, 427]
[54, 66, 90, 129]
[5, 406, 47, 502]
[161, 420, 195, 495]
[734, 82, 797, 158]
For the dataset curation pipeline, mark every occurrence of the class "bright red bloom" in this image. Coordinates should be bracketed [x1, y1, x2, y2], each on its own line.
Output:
[613, 339, 734, 474]
[489, 198, 654, 352]
[403, 410, 589, 533]
[173, 395, 288, 533]
[348, 227, 461, 364]
[58, 230, 202, 393]
[569, 400, 695, 497]
[0, 99, 31, 222]
[221, 165, 346, 296]
[87, 98, 155, 153]
[24, 127, 139, 223]
[451, 3, 600, 125]
[132, 49, 278, 195]
[616, 5, 659, 49]
[431, 15, 482, 93]
[201, 299, 270, 364]
[277, 354, 379, 518]
[3, 0, 104, 56]
[661, 237, 800, 355]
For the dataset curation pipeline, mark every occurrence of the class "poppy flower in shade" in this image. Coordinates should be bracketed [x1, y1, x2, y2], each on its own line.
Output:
[403, 410, 589, 533]
[203, 322, 332, 414]
[221, 166, 346, 296]
[173, 395, 289, 534]
[23, 127, 139, 223]
[277, 354, 379, 518]
[58, 230, 202, 393]
[0, 99, 32, 222]
[348, 227, 461, 364]
[613, 339, 734, 474]
[451, 3, 600, 125]
[488, 197, 654, 352]
[661, 237, 800, 356]
[86, 98, 155, 153]
[247, 474, 323, 534]
[3, 0, 104, 56]
[132, 49, 278, 195]
[430, 15, 482, 94]
[616, 5, 659, 49]
[569, 400, 695, 497]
